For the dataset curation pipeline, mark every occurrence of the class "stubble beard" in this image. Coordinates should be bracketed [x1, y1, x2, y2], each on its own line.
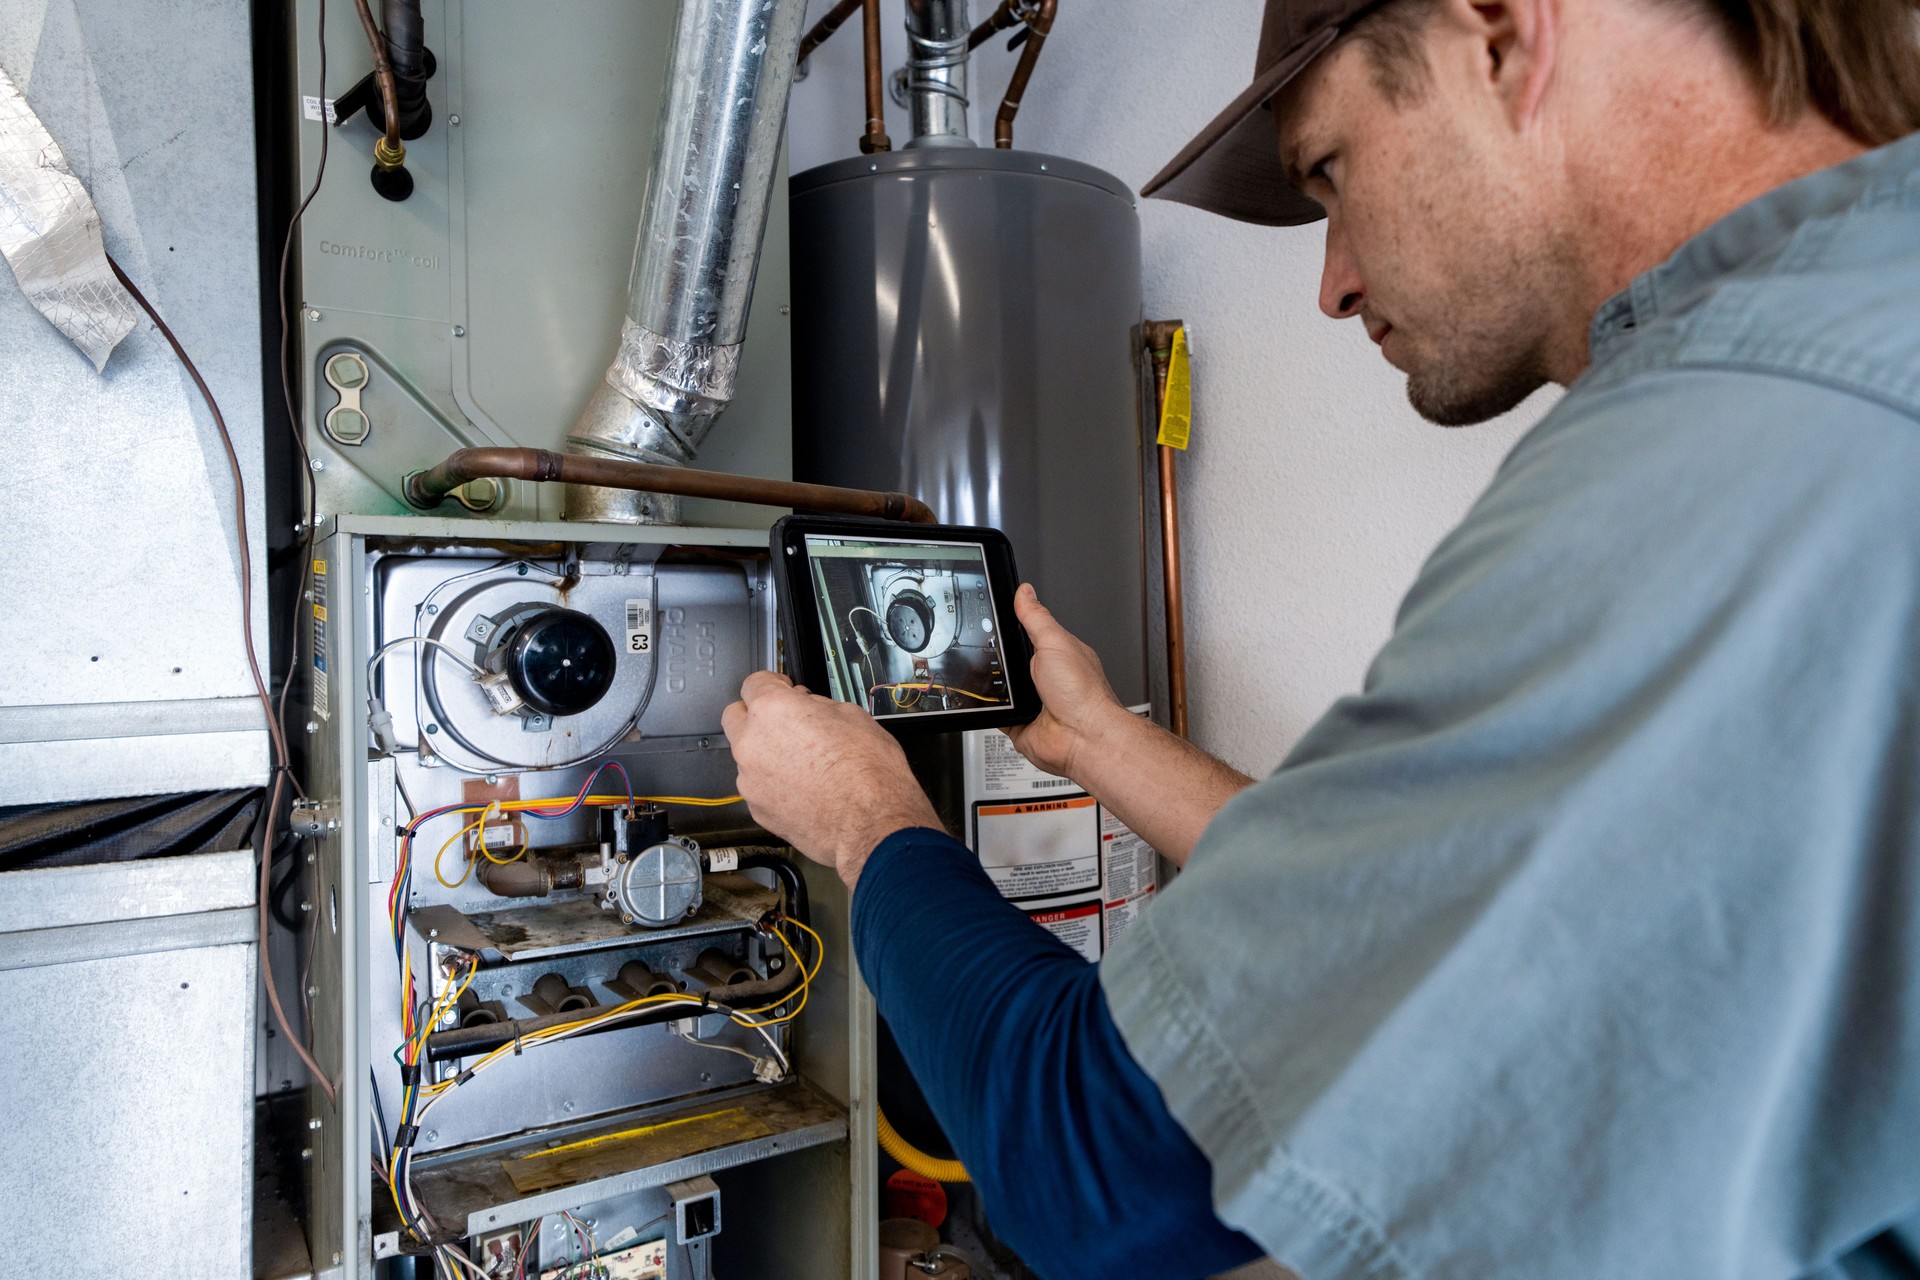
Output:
[1404, 348, 1550, 426]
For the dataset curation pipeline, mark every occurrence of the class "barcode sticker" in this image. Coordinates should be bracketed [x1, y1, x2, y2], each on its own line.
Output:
[624, 599, 654, 655]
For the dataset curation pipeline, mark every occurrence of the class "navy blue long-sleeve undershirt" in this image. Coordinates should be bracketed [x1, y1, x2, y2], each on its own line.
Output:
[850, 827, 1262, 1279]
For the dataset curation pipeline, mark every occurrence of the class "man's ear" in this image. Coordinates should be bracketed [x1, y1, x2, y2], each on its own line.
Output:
[1438, 0, 1559, 127]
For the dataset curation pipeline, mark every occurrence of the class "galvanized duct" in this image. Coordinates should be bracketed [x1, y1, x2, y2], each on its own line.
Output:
[904, 0, 973, 146]
[563, 0, 810, 524]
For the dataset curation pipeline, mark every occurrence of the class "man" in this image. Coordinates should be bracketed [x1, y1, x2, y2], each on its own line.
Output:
[724, 0, 1920, 1275]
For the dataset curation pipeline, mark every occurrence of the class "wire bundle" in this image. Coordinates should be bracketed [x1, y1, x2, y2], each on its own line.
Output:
[380, 771, 820, 1270]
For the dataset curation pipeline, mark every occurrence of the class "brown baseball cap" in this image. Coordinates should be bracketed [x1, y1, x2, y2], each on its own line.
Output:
[1142, 0, 1390, 226]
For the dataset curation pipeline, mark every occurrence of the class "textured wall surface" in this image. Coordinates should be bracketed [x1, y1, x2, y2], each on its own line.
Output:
[789, 0, 1556, 775]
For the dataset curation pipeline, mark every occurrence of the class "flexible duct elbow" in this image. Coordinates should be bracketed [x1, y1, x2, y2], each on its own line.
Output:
[564, 0, 811, 524]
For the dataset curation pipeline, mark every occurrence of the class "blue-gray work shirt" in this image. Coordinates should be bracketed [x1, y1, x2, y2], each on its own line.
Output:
[1102, 132, 1920, 1278]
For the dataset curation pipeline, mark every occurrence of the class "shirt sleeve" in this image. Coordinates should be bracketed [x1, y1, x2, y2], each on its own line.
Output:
[851, 825, 1263, 1280]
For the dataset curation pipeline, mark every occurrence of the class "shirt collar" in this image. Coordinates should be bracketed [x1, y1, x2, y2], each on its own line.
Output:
[1588, 130, 1920, 365]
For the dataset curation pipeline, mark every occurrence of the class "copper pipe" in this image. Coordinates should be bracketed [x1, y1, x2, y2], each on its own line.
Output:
[351, 0, 404, 159]
[966, 0, 1022, 49]
[405, 447, 939, 524]
[797, 0, 861, 63]
[860, 0, 893, 153]
[992, 0, 1055, 148]
[966, 0, 1058, 148]
[1144, 320, 1189, 740]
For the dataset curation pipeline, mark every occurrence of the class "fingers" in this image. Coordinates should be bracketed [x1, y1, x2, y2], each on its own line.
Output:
[739, 670, 796, 705]
[1014, 582, 1061, 639]
[721, 699, 748, 745]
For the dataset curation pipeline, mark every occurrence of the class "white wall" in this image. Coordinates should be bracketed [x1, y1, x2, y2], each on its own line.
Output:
[788, 0, 1555, 775]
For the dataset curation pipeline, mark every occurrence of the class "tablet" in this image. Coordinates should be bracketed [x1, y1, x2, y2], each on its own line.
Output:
[771, 515, 1040, 733]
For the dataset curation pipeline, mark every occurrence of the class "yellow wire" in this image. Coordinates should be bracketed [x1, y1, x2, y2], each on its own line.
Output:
[871, 682, 999, 706]
[474, 801, 529, 865]
[433, 817, 484, 888]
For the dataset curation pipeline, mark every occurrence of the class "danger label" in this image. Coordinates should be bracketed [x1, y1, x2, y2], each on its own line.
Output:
[1027, 899, 1102, 962]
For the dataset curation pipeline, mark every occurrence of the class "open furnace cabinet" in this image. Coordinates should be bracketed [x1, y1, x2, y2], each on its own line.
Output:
[298, 514, 877, 1278]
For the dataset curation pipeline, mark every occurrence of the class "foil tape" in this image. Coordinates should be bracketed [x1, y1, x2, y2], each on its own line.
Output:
[604, 315, 742, 413]
[0, 59, 137, 373]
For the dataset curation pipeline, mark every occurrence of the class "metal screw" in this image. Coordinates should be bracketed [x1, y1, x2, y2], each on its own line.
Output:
[425, 604, 439, 615]
[308, 1118, 323, 1130]
[300, 1148, 312, 1160]
[426, 723, 439, 735]
[698, 737, 711, 749]
[425, 1130, 438, 1143]
[487, 774, 499, 784]
[449, 113, 461, 125]
[452, 325, 466, 337]
[307, 309, 321, 322]
[779, 304, 790, 315]
[306, 721, 318, 734]
[307, 985, 318, 997]
[310, 458, 326, 472]
[700, 1071, 711, 1082]
[427, 927, 438, 939]
[326, 819, 340, 830]
[562, 1100, 576, 1113]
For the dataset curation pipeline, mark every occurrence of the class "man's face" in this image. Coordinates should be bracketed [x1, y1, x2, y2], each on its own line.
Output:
[1274, 27, 1571, 426]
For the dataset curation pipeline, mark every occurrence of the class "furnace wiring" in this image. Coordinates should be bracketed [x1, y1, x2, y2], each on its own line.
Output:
[380, 778, 819, 1253]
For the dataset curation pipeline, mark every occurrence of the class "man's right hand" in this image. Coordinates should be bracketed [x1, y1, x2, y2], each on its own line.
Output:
[1004, 583, 1133, 783]
[1004, 583, 1256, 868]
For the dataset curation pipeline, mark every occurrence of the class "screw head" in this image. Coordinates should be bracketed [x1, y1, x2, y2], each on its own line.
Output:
[307, 309, 321, 322]
[306, 985, 317, 997]
[308, 1117, 323, 1130]
[310, 458, 325, 472]
[449, 113, 461, 125]
[300, 1147, 312, 1160]
[425, 1130, 438, 1143]
[562, 1100, 575, 1113]
[305, 721, 318, 734]
[452, 325, 466, 338]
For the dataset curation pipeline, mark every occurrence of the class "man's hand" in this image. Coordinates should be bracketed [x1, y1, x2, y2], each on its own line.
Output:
[721, 671, 942, 889]
[1004, 584, 1134, 783]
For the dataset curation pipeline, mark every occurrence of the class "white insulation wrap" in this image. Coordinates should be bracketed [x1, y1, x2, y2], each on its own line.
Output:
[0, 57, 135, 371]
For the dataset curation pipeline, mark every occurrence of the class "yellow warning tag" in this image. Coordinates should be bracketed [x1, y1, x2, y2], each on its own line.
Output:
[1156, 327, 1192, 451]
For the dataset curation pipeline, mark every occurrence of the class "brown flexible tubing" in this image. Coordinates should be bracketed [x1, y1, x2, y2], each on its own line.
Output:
[406, 447, 939, 525]
[352, 0, 404, 157]
[106, 254, 339, 1106]
[1144, 320, 1190, 741]
[860, 0, 893, 153]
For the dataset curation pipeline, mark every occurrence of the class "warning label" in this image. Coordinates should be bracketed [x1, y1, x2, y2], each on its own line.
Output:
[975, 796, 1100, 901]
[963, 707, 1160, 960]
[310, 559, 330, 720]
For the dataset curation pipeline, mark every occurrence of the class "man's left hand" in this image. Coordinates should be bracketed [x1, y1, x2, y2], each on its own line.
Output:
[721, 671, 942, 889]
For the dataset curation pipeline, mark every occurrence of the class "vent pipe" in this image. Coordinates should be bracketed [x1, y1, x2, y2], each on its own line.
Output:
[564, 0, 811, 524]
[903, 0, 973, 147]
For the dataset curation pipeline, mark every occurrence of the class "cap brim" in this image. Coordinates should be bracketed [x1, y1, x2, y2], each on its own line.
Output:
[1141, 24, 1341, 227]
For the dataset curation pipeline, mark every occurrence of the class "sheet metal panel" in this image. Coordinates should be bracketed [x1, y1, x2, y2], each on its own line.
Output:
[0, 0, 269, 803]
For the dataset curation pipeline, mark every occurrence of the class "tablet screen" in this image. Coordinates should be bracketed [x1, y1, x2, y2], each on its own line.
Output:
[802, 532, 1014, 720]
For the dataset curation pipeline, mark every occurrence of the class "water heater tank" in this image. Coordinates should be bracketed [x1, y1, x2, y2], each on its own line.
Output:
[789, 149, 1147, 705]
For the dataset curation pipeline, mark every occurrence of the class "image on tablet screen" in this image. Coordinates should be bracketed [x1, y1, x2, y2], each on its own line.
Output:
[803, 534, 1013, 719]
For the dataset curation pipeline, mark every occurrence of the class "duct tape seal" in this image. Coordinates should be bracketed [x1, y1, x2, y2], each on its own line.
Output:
[0, 59, 137, 372]
[604, 316, 742, 414]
